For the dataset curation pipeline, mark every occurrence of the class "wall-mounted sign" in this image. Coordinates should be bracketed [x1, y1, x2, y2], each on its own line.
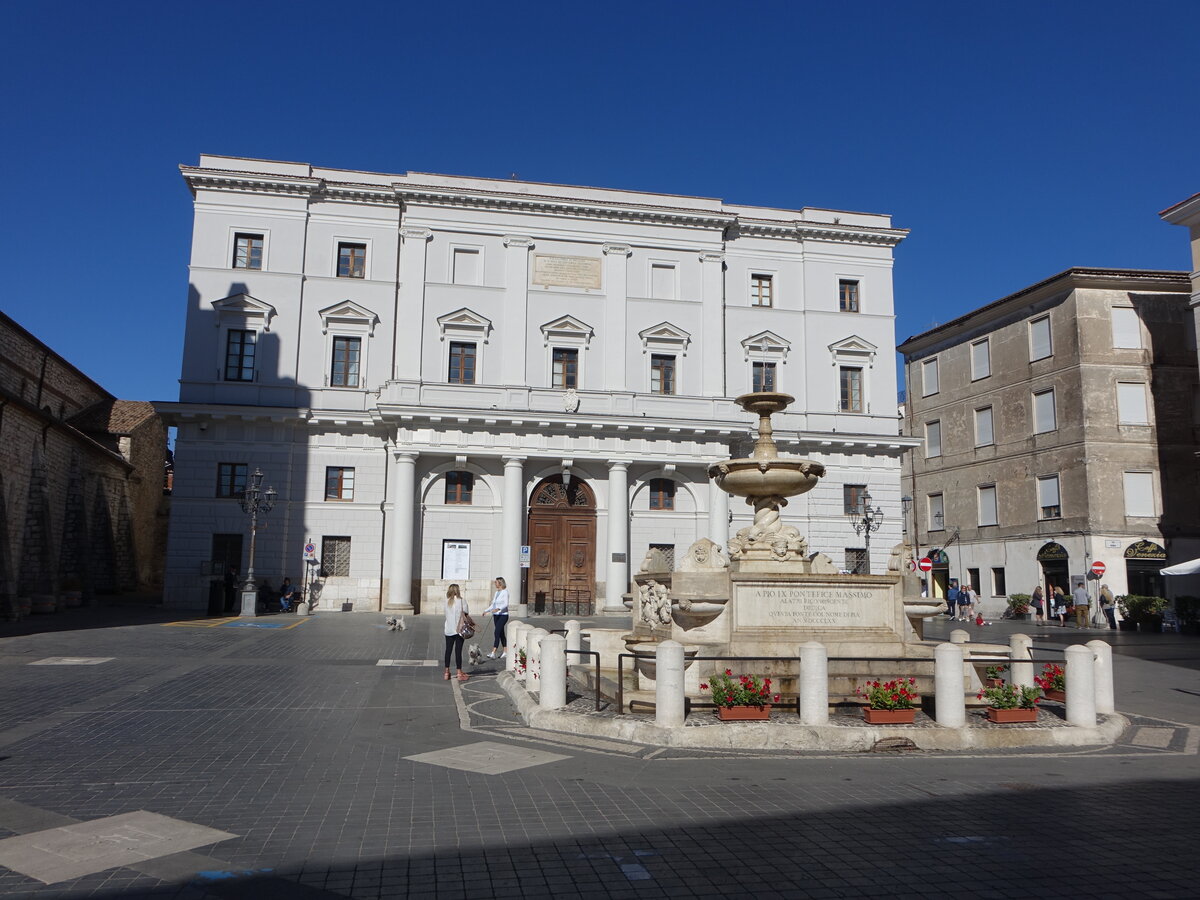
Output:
[1124, 540, 1166, 560]
[927, 550, 949, 566]
[1036, 542, 1069, 561]
[442, 540, 471, 580]
[519, 545, 531, 569]
[533, 254, 602, 290]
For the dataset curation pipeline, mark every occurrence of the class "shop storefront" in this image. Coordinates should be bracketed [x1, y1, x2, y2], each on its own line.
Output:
[1125, 540, 1166, 597]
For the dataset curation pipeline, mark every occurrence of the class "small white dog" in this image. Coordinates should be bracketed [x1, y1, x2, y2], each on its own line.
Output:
[468, 644, 485, 667]
[384, 616, 406, 632]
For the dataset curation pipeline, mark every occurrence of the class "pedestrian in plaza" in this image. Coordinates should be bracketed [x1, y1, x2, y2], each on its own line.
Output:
[279, 577, 297, 612]
[1072, 580, 1090, 628]
[443, 583, 473, 683]
[483, 576, 510, 659]
[1032, 584, 1046, 625]
[946, 580, 960, 617]
[1052, 585, 1068, 626]
[961, 584, 976, 622]
[1100, 584, 1117, 628]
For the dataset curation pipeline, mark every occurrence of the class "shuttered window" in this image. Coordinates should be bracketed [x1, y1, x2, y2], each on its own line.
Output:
[1117, 382, 1148, 424]
[1111, 307, 1141, 349]
[1030, 316, 1052, 361]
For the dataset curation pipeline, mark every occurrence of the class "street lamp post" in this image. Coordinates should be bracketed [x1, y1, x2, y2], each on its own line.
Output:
[238, 468, 278, 617]
[847, 489, 884, 575]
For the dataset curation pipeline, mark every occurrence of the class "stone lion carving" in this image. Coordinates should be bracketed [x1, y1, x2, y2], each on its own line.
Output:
[807, 552, 837, 574]
[887, 542, 915, 573]
[638, 547, 672, 574]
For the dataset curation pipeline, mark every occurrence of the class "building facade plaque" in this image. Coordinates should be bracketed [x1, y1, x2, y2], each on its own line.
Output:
[533, 254, 602, 289]
[735, 585, 889, 629]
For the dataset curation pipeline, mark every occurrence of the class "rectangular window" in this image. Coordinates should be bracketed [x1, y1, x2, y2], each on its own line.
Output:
[992, 567, 1006, 597]
[839, 366, 863, 412]
[1111, 306, 1141, 349]
[321, 536, 352, 577]
[974, 406, 994, 447]
[216, 463, 247, 498]
[971, 339, 991, 380]
[224, 329, 256, 382]
[233, 233, 263, 269]
[927, 493, 944, 530]
[448, 341, 477, 385]
[445, 471, 474, 505]
[1117, 382, 1149, 425]
[1037, 474, 1061, 519]
[921, 358, 939, 396]
[648, 478, 676, 510]
[925, 420, 942, 458]
[843, 484, 867, 515]
[651, 264, 676, 300]
[337, 242, 366, 278]
[750, 273, 773, 307]
[978, 484, 998, 526]
[325, 466, 355, 501]
[752, 361, 776, 392]
[330, 336, 361, 388]
[551, 348, 578, 389]
[650, 354, 676, 395]
[839, 279, 860, 312]
[1123, 471, 1155, 517]
[1033, 388, 1056, 433]
[1030, 315, 1052, 361]
[452, 248, 480, 285]
[845, 548, 868, 575]
[967, 568, 981, 594]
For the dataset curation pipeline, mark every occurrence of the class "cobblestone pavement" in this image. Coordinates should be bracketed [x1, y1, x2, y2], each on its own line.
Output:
[0, 607, 1197, 899]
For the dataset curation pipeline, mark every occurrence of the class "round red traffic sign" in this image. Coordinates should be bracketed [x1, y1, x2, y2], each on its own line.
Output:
[1091, 561, 1106, 577]
[918, 557, 933, 572]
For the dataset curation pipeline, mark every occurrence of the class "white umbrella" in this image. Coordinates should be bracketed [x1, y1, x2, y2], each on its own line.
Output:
[1160, 558, 1200, 575]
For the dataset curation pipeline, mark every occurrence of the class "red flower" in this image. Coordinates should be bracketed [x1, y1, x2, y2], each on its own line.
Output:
[773, 693, 781, 702]
[700, 683, 709, 690]
[909, 677, 916, 685]
[873, 680, 880, 687]
[891, 693, 899, 702]
[725, 669, 733, 677]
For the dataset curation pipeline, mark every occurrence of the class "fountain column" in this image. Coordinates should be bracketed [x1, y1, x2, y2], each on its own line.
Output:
[603, 461, 629, 612]
[707, 478, 729, 547]
[501, 456, 525, 615]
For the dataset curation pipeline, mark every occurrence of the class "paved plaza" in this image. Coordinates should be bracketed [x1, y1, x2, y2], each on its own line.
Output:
[0, 607, 1197, 898]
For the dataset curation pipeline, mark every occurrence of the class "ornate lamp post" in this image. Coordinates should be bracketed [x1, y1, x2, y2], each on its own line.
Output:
[238, 468, 277, 617]
[847, 489, 884, 575]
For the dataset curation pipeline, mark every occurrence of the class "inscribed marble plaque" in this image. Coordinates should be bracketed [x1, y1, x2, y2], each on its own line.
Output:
[736, 585, 888, 629]
[533, 254, 602, 289]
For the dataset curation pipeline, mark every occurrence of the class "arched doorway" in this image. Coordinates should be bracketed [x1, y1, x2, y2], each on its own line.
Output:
[1125, 540, 1166, 597]
[1037, 541, 1070, 597]
[526, 476, 596, 615]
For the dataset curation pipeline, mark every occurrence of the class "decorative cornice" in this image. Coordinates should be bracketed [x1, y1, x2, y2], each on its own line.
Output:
[181, 166, 321, 198]
[699, 251, 725, 264]
[401, 226, 433, 242]
[602, 242, 632, 257]
[503, 235, 535, 249]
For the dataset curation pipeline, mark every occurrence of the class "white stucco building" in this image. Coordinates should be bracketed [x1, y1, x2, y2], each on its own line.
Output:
[158, 155, 913, 614]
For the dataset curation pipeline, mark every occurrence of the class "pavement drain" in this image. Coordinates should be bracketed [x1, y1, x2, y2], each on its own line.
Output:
[27, 657, 115, 666]
[1130, 726, 1175, 748]
[377, 659, 439, 667]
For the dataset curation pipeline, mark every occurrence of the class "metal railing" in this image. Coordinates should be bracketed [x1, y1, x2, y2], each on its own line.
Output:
[564, 649, 603, 711]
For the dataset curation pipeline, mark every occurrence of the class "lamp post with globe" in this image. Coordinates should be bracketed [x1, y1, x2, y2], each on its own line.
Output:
[238, 468, 278, 617]
[846, 489, 884, 575]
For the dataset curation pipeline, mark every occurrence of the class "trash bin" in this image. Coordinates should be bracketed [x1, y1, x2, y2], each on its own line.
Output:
[207, 581, 224, 616]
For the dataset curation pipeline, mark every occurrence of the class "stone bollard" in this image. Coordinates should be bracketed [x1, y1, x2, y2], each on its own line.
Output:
[1009, 634, 1034, 688]
[507, 622, 527, 675]
[1065, 644, 1097, 726]
[565, 620, 582, 669]
[799, 641, 829, 725]
[1087, 639, 1115, 715]
[540, 635, 567, 710]
[528, 628, 550, 689]
[655, 640, 685, 727]
[935, 642, 966, 727]
[949, 629, 970, 644]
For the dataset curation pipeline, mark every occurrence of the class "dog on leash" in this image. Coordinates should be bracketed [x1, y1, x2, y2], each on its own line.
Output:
[384, 616, 406, 632]
[468, 644, 485, 667]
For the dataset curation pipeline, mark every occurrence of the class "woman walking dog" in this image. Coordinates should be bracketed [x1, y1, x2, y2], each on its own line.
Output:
[483, 576, 510, 659]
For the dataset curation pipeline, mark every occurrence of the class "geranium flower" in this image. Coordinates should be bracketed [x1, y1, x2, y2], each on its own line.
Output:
[773, 694, 780, 702]
[700, 683, 708, 690]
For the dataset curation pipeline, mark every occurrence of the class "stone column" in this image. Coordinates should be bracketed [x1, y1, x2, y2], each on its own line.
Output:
[602, 244, 631, 391]
[1087, 639, 1115, 715]
[708, 477, 729, 548]
[799, 641, 829, 725]
[1009, 633, 1034, 688]
[501, 456, 525, 616]
[949, 629, 969, 645]
[1065, 644, 1097, 727]
[603, 461, 630, 613]
[699, 251, 726, 397]
[501, 236, 533, 386]
[540, 635, 567, 709]
[565, 620, 581, 669]
[395, 227, 432, 380]
[385, 450, 418, 612]
[934, 642, 966, 727]
[528, 627, 549, 690]
[506, 622, 526, 675]
[655, 640, 685, 727]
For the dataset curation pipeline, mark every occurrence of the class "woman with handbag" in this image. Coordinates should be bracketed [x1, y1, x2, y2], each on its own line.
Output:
[484, 576, 510, 659]
[443, 583, 474, 682]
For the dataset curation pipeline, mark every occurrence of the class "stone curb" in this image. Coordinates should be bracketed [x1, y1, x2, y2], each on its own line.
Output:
[498, 672, 1128, 751]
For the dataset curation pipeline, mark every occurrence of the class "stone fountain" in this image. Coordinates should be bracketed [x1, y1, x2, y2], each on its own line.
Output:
[619, 391, 942, 707]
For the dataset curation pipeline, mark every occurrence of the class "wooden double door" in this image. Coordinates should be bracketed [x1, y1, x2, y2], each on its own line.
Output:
[526, 477, 596, 614]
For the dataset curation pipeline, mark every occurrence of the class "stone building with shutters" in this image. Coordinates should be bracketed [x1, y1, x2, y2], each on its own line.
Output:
[0, 311, 168, 616]
[898, 268, 1199, 613]
[158, 155, 916, 615]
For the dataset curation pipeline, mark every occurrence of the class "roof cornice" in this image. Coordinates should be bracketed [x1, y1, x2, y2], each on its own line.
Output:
[1160, 190, 1200, 225]
[181, 165, 321, 197]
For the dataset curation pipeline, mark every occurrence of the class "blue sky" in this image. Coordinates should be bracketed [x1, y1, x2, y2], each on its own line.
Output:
[1, 0, 1195, 403]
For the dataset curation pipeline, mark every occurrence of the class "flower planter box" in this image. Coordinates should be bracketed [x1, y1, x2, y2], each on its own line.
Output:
[1042, 689, 1065, 703]
[986, 707, 1038, 724]
[716, 705, 771, 722]
[862, 707, 916, 725]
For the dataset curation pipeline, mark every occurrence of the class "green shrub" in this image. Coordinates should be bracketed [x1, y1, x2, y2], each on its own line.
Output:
[1118, 595, 1168, 620]
[1007, 593, 1031, 613]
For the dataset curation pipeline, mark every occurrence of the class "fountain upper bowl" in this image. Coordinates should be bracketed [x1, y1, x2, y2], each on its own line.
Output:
[707, 458, 825, 500]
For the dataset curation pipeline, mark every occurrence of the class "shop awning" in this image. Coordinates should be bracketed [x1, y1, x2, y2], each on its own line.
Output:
[1160, 558, 1200, 576]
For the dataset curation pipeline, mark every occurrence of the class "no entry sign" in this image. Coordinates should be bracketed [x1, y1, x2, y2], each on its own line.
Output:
[1091, 561, 1106, 577]
[918, 557, 933, 572]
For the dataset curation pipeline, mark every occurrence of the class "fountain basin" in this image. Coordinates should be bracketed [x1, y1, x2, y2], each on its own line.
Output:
[708, 458, 825, 501]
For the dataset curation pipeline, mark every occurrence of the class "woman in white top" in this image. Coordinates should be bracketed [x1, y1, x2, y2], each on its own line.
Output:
[443, 584, 472, 682]
[482, 576, 510, 659]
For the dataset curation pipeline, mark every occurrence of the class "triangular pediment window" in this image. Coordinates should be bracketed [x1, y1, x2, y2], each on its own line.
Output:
[211, 292, 277, 331]
[318, 300, 379, 336]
